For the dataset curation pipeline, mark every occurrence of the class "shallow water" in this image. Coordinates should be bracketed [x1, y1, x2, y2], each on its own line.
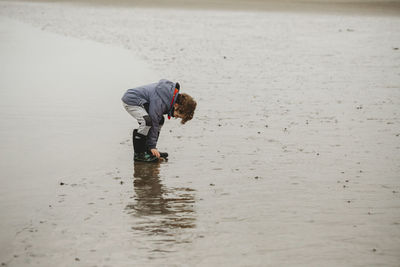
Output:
[0, 2, 400, 266]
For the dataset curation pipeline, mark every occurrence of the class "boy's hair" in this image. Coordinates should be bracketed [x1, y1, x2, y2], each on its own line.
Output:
[175, 93, 197, 124]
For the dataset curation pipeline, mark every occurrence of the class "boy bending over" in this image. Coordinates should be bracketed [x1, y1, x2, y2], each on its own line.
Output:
[122, 79, 197, 162]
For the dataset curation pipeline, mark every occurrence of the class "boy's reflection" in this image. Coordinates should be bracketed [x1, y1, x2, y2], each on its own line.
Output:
[125, 162, 196, 248]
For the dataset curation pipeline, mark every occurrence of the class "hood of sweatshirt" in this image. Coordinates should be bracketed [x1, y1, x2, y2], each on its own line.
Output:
[155, 79, 180, 116]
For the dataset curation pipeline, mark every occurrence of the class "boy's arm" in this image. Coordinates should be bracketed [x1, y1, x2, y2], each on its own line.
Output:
[147, 100, 163, 150]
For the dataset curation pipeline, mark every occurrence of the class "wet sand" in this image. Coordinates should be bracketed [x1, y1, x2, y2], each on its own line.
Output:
[1, 1, 400, 266]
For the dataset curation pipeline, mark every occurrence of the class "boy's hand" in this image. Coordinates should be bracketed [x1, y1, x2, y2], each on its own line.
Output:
[151, 148, 160, 158]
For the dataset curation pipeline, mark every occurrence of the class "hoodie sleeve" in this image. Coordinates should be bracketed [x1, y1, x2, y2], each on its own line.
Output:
[147, 98, 164, 149]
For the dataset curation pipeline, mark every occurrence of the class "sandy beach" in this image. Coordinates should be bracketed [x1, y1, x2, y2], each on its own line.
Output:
[0, 0, 399, 266]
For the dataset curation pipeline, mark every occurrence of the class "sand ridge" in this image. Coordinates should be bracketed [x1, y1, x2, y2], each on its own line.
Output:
[9, 0, 400, 16]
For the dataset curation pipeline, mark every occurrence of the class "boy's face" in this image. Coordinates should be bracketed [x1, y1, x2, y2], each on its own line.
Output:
[173, 103, 184, 119]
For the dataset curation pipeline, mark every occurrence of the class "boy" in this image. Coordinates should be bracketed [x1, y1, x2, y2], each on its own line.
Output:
[122, 79, 197, 162]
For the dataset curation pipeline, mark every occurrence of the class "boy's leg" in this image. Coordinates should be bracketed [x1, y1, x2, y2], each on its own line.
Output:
[123, 103, 157, 162]
[123, 104, 152, 136]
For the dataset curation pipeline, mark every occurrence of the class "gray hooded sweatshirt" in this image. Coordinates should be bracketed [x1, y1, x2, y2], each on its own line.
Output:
[121, 79, 179, 149]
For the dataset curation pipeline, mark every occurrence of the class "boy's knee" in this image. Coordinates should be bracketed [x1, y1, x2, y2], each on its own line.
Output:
[143, 115, 153, 127]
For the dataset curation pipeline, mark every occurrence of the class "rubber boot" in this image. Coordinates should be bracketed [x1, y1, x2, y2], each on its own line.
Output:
[159, 152, 168, 159]
[132, 129, 158, 162]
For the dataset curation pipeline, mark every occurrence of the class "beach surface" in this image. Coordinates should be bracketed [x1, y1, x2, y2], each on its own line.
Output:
[11, 0, 400, 15]
[0, 1, 400, 266]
